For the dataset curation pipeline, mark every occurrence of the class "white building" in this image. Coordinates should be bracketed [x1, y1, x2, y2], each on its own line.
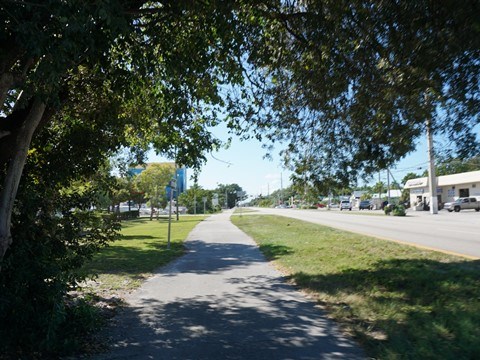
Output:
[370, 190, 402, 209]
[404, 170, 480, 206]
[371, 190, 402, 199]
[350, 190, 401, 208]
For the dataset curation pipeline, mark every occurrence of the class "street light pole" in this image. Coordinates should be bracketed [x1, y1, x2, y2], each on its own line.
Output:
[426, 117, 438, 214]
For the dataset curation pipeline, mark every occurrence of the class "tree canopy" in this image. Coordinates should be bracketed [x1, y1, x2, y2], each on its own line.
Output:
[434, 155, 480, 176]
[1, 1, 480, 354]
[178, 184, 218, 214]
[135, 163, 175, 219]
[0, 0, 271, 259]
[234, 0, 480, 187]
[0, 1, 269, 353]
[2, 0, 479, 259]
[215, 183, 244, 209]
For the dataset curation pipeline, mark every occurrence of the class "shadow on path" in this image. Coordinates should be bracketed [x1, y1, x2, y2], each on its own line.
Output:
[92, 212, 364, 359]
[95, 274, 363, 360]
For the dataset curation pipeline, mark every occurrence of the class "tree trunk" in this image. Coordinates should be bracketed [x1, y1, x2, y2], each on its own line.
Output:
[150, 203, 154, 221]
[0, 98, 46, 261]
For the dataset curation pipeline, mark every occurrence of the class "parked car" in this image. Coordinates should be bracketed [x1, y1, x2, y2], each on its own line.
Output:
[444, 197, 480, 212]
[139, 207, 153, 215]
[340, 200, 352, 211]
[359, 200, 373, 210]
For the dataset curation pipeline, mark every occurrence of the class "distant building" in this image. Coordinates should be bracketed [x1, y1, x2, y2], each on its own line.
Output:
[352, 190, 367, 199]
[404, 170, 480, 206]
[369, 190, 402, 209]
[350, 191, 367, 207]
[371, 190, 402, 199]
[128, 165, 148, 177]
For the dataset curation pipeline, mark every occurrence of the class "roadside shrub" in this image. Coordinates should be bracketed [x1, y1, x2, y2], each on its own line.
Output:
[384, 204, 393, 215]
[392, 205, 406, 216]
[258, 199, 273, 207]
[0, 182, 119, 357]
[384, 204, 406, 216]
[117, 210, 140, 220]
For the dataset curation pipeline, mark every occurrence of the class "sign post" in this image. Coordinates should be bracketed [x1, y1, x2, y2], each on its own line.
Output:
[167, 178, 177, 249]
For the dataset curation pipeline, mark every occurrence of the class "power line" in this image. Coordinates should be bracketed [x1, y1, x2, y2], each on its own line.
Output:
[391, 161, 429, 173]
[210, 153, 233, 167]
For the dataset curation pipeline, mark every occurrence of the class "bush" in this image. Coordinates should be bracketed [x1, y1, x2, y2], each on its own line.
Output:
[384, 204, 393, 215]
[117, 210, 139, 220]
[384, 204, 406, 216]
[392, 205, 406, 216]
[0, 184, 119, 357]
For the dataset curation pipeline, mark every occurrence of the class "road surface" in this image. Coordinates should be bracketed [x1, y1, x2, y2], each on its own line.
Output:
[253, 207, 480, 259]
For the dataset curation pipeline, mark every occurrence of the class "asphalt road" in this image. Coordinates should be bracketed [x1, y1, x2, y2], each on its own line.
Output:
[253, 207, 480, 259]
[93, 211, 365, 360]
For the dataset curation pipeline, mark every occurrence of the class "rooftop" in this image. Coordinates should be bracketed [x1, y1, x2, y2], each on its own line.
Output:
[404, 170, 480, 189]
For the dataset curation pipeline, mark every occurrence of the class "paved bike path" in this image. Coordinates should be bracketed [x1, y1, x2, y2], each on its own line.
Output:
[94, 211, 364, 359]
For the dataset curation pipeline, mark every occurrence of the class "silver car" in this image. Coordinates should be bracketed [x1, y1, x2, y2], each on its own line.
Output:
[444, 197, 480, 212]
[340, 200, 352, 211]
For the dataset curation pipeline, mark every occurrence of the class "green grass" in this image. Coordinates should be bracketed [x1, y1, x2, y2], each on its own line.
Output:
[231, 215, 480, 360]
[82, 216, 202, 294]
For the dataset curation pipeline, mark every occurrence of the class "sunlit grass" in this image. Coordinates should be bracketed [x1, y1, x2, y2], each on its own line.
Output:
[231, 214, 480, 359]
[82, 216, 202, 294]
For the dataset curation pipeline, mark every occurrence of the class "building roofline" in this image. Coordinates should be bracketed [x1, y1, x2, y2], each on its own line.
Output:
[404, 170, 480, 189]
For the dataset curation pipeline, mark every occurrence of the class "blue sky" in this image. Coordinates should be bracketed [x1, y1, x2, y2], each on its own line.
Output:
[191, 131, 430, 196]
[148, 124, 291, 197]
[148, 124, 434, 197]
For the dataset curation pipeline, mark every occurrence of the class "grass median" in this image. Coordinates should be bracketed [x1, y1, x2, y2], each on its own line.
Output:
[82, 216, 203, 296]
[231, 214, 480, 359]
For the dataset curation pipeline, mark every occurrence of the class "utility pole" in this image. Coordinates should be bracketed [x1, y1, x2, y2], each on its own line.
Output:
[378, 172, 381, 208]
[426, 117, 438, 214]
[387, 169, 391, 204]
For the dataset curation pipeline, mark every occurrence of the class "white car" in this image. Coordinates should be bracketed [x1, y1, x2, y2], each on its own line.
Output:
[340, 200, 352, 211]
